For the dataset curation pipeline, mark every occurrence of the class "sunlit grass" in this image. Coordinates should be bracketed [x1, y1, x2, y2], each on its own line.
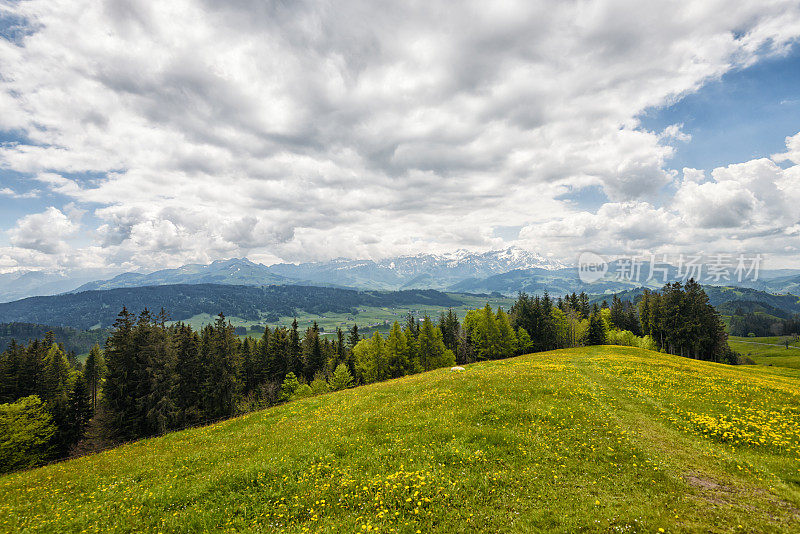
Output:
[2, 346, 799, 532]
[729, 339, 800, 370]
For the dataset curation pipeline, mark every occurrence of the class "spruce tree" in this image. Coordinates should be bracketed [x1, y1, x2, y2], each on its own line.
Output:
[83, 344, 104, 412]
[175, 325, 203, 424]
[347, 323, 360, 350]
[417, 316, 455, 371]
[385, 321, 410, 378]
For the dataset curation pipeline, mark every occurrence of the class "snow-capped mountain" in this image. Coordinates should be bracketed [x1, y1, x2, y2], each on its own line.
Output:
[55, 247, 569, 295]
[268, 247, 567, 290]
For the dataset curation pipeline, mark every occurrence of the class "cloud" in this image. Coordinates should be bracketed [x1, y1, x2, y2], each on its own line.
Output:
[0, 1, 800, 271]
[518, 132, 800, 263]
[0, 186, 39, 199]
[7, 207, 79, 254]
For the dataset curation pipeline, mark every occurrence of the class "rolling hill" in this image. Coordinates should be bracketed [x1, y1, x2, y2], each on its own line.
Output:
[1, 346, 798, 532]
[0, 285, 460, 331]
[72, 258, 294, 292]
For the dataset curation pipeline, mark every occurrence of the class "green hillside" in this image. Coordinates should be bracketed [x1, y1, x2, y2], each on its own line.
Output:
[2, 346, 799, 533]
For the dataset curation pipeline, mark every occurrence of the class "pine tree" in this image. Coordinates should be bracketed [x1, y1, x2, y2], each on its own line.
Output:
[279, 372, 300, 401]
[64, 373, 93, 448]
[587, 312, 607, 345]
[353, 331, 387, 384]
[83, 344, 104, 412]
[102, 307, 138, 440]
[473, 304, 502, 360]
[143, 320, 177, 435]
[289, 319, 303, 377]
[302, 323, 325, 381]
[266, 327, 289, 384]
[496, 308, 517, 358]
[438, 309, 460, 353]
[417, 316, 455, 371]
[347, 323, 361, 350]
[202, 314, 240, 419]
[328, 363, 354, 391]
[385, 321, 410, 378]
[175, 325, 203, 424]
[517, 327, 533, 354]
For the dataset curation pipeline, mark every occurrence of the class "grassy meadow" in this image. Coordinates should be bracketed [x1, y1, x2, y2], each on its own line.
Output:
[729, 337, 800, 370]
[2, 346, 800, 532]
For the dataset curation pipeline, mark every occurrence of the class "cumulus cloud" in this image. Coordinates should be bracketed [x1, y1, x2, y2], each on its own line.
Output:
[0, 1, 800, 271]
[7, 207, 79, 254]
[519, 133, 800, 263]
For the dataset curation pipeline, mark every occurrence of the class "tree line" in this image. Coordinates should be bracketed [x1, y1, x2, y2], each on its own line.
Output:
[0, 280, 731, 473]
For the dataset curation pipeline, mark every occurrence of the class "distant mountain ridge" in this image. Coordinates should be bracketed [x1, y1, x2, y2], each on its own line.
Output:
[5, 248, 800, 303]
[69, 247, 567, 295]
[73, 258, 292, 292]
[0, 269, 122, 304]
[269, 247, 567, 290]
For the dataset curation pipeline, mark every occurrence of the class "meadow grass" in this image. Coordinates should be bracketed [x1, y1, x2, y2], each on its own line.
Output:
[729, 336, 800, 348]
[729, 339, 800, 370]
[1, 346, 799, 532]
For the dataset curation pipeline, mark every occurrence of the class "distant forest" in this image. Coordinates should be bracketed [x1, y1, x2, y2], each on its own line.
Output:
[0, 285, 460, 330]
[0, 280, 735, 474]
[0, 323, 109, 355]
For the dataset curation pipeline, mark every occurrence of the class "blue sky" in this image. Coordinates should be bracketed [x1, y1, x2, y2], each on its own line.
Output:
[642, 43, 800, 173]
[557, 43, 800, 213]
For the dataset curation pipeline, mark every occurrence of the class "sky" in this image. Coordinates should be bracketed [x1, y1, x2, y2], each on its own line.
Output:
[1, 0, 800, 275]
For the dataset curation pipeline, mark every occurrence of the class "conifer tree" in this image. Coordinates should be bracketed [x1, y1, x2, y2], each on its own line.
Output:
[101, 307, 138, 439]
[347, 323, 360, 350]
[203, 314, 240, 419]
[385, 321, 410, 378]
[328, 363, 354, 391]
[175, 325, 203, 424]
[587, 312, 607, 345]
[83, 344, 104, 412]
[496, 308, 517, 358]
[417, 316, 455, 371]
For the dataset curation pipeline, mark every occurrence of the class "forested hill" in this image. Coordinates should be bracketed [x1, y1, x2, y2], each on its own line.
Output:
[588, 285, 800, 316]
[0, 284, 459, 330]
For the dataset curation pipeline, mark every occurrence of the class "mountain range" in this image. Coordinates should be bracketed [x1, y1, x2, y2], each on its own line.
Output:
[3, 247, 800, 303]
[67, 247, 567, 296]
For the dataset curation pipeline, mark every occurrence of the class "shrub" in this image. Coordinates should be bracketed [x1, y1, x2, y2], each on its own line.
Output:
[0, 396, 56, 474]
[310, 377, 330, 395]
[329, 364, 354, 391]
[279, 373, 301, 401]
[291, 384, 313, 400]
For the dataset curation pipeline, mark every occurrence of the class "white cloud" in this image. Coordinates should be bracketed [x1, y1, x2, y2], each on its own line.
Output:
[519, 133, 800, 263]
[7, 207, 79, 254]
[0, 1, 800, 271]
[0, 186, 39, 199]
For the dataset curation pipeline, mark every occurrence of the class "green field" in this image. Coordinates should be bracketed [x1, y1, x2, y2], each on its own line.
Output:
[729, 336, 800, 348]
[174, 293, 516, 338]
[2, 346, 800, 532]
[729, 336, 800, 370]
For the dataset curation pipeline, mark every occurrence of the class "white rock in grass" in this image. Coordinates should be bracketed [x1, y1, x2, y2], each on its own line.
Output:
[450, 366, 465, 372]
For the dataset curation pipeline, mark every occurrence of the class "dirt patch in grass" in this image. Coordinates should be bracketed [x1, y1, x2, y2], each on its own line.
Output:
[684, 474, 729, 492]
[683, 474, 734, 506]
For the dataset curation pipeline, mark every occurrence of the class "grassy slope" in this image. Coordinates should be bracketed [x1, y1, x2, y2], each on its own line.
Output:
[2, 347, 800, 533]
